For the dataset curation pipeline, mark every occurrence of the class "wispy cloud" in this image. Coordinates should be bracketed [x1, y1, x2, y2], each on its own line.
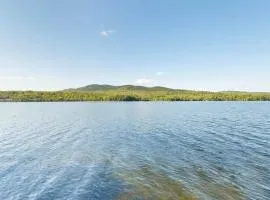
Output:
[100, 30, 116, 37]
[156, 71, 166, 76]
[134, 78, 154, 85]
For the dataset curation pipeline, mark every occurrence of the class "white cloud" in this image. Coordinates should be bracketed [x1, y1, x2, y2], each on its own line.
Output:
[100, 30, 116, 37]
[134, 78, 154, 85]
[156, 71, 166, 76]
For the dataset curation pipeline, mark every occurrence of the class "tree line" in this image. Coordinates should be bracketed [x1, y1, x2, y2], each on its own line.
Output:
[0, 91, 270, 101]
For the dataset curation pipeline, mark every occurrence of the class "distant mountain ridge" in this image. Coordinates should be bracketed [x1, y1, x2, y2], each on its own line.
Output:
[64, 84, 177, 92]
[63, 84, 270, 93]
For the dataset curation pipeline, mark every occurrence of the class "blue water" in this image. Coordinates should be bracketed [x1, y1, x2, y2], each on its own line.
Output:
[0, 102, 269, 200]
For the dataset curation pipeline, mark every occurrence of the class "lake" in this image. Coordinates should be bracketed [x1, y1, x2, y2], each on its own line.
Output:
[0, 102, 269, 200]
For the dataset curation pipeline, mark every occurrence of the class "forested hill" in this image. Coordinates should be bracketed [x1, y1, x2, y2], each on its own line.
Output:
[64, 84, 174, 92]
[0, 84, 270, 101]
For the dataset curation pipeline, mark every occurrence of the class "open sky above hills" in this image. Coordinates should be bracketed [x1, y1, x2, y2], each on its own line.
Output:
[1, 0, 270, 92]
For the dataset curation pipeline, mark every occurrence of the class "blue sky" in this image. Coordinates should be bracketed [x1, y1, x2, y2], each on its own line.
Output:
[1, 0, 270, 91]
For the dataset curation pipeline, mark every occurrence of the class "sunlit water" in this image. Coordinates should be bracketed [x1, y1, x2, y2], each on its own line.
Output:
[0, 102, 269, 200]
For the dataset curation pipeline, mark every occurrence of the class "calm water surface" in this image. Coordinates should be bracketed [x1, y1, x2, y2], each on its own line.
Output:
[0, 102, 269, 200]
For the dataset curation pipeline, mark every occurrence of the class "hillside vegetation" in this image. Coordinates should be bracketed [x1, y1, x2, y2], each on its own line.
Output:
[0, 84, 270, 101]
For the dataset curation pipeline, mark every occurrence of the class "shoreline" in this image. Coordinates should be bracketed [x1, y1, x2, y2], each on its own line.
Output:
[1, 100, 270, 102]
[1, 90, 270, 102]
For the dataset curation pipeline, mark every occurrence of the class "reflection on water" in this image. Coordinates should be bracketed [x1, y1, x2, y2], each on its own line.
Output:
[0, 102, 269, 200]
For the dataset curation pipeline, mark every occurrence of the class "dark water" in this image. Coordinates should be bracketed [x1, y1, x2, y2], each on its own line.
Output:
[0, 102, 269, 200]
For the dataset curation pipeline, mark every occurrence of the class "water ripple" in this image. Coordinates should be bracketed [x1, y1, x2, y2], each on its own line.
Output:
[0, 102, 269, 200]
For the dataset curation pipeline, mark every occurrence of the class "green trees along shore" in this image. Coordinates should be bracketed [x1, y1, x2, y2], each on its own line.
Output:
[0, 89, 269, 102]
[0, 84, 269, 101]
